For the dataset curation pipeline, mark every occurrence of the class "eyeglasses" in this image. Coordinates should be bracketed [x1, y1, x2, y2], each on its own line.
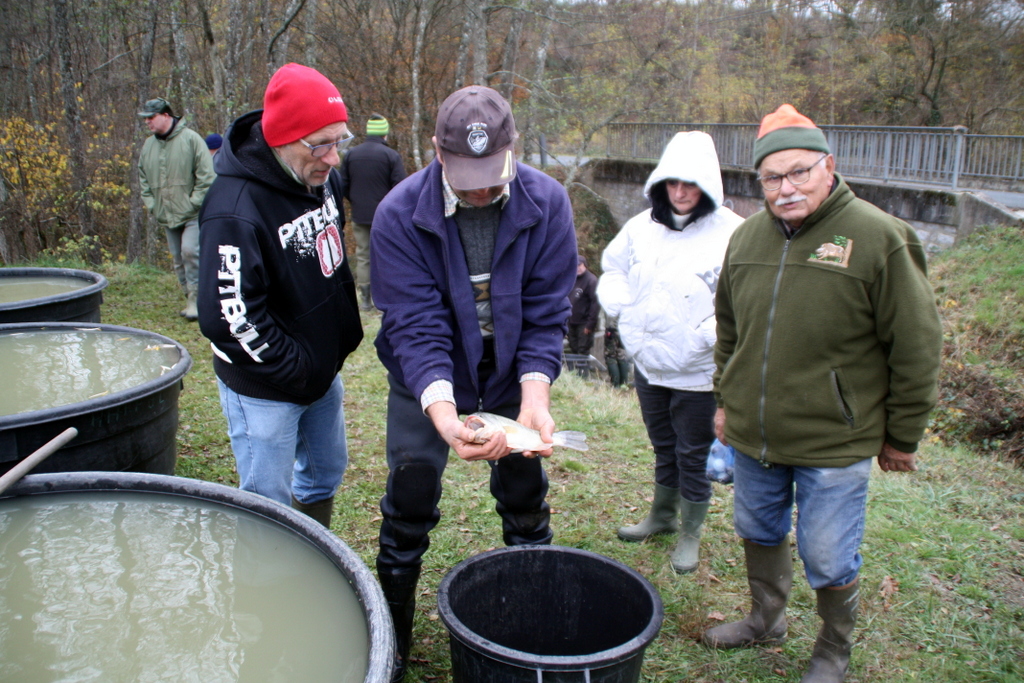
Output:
[299, 130, 356, 158]
[757, 154, 828, 191]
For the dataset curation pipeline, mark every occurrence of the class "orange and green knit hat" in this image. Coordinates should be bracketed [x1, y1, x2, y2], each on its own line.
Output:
[753, 104, 830, 168]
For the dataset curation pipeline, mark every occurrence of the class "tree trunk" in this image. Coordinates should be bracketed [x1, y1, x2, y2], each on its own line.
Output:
[0, 167, 11, 264]
[410, 0, 430, 169]
[454, 6, 471, 89]
[196, 0, 227, 132]
[497, 0, 526, 100]
[54, 0, 97, 259]
[268, 0, 306, 75]
[304, 0, 318, 66]
[470, 0, 488, 85]
[171, 3, 194, 116]
[126, 0, 159, 264]
[521, 8, 553, 162]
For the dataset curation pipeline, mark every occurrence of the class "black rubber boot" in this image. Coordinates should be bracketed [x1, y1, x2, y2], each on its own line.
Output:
[702, 539, 792, 648]
[290, 495, 333, 527]
[377, 563, 421, 683]
[800, 581, 859, 683]
[617, 484, 680, 542]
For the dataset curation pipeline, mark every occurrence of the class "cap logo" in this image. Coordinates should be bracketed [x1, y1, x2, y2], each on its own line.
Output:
[467, 123, 489, 155]
[328, 96, 344, 104]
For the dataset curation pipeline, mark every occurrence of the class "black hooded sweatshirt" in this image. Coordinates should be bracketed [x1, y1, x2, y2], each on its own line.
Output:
[198, 110, 362, 404]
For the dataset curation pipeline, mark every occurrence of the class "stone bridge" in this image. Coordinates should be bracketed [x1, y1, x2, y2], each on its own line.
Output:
[577, 159, 1023, 253]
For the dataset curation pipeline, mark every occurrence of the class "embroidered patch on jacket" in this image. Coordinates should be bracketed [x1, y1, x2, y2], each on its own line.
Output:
[808, 236, 853, 268]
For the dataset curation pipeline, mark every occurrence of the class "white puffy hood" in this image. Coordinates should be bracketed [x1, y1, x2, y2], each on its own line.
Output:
[643, 131, 724, 209]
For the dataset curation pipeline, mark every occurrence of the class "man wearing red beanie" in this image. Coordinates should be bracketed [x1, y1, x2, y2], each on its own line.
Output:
[197, 63, 363, 529]
[703, 103, 942, 683]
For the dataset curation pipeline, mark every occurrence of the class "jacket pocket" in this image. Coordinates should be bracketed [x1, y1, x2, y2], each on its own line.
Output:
[830, 368, 856, 428]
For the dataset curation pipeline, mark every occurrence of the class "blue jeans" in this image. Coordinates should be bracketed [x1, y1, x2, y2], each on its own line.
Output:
[732, 449, 872, 589]
[217, 375, 348, 506]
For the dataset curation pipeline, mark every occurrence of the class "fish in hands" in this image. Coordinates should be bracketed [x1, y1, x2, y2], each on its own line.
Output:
[466, 412, 589, 454]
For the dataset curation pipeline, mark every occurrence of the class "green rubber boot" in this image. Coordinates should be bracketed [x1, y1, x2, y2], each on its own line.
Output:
[702, 539, 792, 648]
[616, 484, 680, 542]
[800, 581, 859, 683]
[290, 495, 334, 527]
[670, 498, 710, 574]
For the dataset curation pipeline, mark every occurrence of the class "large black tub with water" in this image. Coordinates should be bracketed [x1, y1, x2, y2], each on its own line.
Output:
[0, 471, 395, 682]
[0, 267, 108, 323]
[438, 545, 664, 683]
[0, 322, 192, 475]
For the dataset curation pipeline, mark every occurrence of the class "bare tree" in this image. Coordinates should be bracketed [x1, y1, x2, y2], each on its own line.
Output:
[126, 0, 160, 263]
[54, 0, 97, 256]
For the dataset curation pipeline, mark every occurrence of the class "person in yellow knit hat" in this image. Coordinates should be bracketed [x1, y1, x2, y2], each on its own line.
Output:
[339, 114, 407, 311]
[702, 104, 942, 683]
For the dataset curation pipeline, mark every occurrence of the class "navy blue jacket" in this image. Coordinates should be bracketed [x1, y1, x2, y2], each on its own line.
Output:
[371, 160, 577, 413]
[339, 136, 407, 225]
[198, 110, 363, 404]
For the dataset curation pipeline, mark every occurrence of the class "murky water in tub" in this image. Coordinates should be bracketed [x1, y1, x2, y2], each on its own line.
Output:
[0, 492, 369, 683]
[0, 329, 182, 416]
[0, 276, 90, 304]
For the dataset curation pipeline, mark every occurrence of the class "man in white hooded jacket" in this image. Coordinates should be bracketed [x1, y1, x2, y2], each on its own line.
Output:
[598, 131, 742, 573]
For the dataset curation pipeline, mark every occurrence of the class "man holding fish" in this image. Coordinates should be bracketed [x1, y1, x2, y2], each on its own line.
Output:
[369, 86, 578, 682]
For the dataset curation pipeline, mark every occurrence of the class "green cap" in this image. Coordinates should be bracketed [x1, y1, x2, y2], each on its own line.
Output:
[138, 98, 173, 118]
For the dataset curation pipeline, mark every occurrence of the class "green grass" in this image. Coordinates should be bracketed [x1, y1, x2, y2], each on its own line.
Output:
[46, 259, 1024, 682]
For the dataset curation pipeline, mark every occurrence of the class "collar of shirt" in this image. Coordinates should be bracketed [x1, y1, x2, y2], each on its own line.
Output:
[271, 146, 311, 191]
[441, 171, 510, 218]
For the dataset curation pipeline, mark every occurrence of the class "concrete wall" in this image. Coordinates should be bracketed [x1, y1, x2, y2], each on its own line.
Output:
[584, 159, 1022, 253]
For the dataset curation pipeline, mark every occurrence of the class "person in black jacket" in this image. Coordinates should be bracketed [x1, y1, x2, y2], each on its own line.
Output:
[339, 114, 407, 310]
[567, 254, 599, 357]
[197, 63, 363, 527]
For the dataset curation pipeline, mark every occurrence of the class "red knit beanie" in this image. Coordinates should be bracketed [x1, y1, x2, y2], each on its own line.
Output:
[262, 63, 348, 147]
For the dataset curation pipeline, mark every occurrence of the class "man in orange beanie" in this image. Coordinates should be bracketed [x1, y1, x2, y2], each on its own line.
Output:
[702, 104, 942, 683]
[197, 64, 363, 529]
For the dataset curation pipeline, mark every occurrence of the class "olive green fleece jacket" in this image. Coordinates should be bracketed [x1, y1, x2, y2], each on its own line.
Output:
[138, 118, 215, 230]
[713, 174, 942, 467]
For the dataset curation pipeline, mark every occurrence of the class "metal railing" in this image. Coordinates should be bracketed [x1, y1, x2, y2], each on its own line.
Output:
[604, 123, 1024, 191]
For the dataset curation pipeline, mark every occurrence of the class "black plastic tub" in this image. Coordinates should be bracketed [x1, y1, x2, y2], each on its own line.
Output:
[0, 322, 192, 476]
[0, 471, 395, 682]
[438, 545, 664, 683]
[0, 267, 108, 323]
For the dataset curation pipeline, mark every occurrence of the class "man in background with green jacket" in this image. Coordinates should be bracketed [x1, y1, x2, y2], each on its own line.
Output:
[703, 104, 942, 683]
[138, 97, 215, 321]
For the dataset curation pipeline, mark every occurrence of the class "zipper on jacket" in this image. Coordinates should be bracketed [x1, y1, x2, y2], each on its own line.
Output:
[757, 238, 792, 467]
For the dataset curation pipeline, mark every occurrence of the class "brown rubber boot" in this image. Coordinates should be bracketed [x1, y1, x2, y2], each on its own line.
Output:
[617, 484, 680, 541]
[800, 581, 859, 683]
[702, 539, 792, 648]
[290, 495, 334, 527]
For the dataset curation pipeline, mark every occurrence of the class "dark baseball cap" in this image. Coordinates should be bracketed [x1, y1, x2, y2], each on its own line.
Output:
[138, 98, 173, 118]
[434, 86, 517, 191]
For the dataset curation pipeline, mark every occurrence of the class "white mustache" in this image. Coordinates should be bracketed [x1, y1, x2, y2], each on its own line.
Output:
[775, 193, 807, 207]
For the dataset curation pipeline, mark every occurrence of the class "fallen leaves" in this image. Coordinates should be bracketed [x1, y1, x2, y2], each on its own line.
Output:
[880, 575, 900, 610]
